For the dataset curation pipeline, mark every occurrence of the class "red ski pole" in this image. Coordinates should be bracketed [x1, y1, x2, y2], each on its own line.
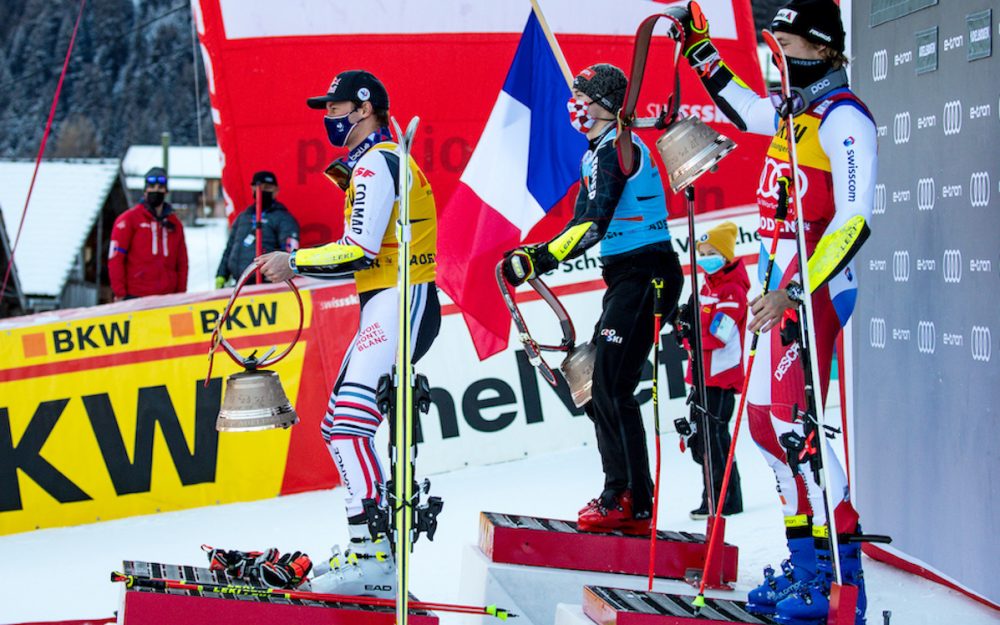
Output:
[254, 185, 263, 284]
[111, 572, 517, 620]
[647, 277, 666, 590]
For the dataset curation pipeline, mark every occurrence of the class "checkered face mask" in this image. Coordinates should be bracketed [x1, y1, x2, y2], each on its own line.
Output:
[567, 97, 595, 133]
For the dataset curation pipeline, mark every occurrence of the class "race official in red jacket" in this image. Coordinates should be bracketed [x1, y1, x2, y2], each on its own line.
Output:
[677, 221, 749, 519]
[108, 167, 188, 299]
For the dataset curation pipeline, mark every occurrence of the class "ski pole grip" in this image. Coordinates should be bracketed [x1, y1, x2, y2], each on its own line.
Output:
[651, 277, 665, 316]
[776, 176, 790, 221]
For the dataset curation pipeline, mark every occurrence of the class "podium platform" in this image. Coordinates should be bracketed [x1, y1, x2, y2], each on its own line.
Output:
[479, 512, 738, 582]
[117, 560, 438, 625]
[582, 586, 776, 625]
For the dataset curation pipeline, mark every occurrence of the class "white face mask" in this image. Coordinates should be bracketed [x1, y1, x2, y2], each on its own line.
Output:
[567, 97, 596, 132]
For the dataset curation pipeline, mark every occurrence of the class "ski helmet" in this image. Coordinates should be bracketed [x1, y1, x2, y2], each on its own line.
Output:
[771, 0, 846, 54]
[572, 64, 628, 113]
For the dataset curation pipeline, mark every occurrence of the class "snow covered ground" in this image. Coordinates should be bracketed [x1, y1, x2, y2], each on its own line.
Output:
[1, 420, 996, 625]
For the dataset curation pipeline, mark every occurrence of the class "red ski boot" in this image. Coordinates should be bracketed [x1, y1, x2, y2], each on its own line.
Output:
[577, 490, 652, 535]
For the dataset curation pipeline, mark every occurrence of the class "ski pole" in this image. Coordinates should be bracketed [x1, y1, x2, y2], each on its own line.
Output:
[647, 277, 666, 591]
[693, 177, 790, 609]
[111, 572, 517, 620]
[762, 28, 845, 587]
[683, 186, 716, 520]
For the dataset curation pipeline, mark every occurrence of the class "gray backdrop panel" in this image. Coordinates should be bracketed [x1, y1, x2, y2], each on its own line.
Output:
[852, 0, 999, 605]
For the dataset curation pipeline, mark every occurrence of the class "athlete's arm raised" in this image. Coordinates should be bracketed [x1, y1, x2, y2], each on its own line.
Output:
[669, 2, 776, 135]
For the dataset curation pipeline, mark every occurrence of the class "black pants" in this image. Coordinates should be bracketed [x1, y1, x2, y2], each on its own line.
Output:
[585, 250, 682, 516]
[689, 386, 743, 513]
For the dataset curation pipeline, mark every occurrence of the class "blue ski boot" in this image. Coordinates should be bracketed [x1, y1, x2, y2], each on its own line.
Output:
[775, 534, 868, 625]
[746, 517, 816, 615]
[774, 534, 833, 625]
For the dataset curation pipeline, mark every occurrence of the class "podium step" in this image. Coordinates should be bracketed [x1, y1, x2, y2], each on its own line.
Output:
[582, 586, 776, 625]
[119, 560, 438, 625]
[479, 512, 738, 581]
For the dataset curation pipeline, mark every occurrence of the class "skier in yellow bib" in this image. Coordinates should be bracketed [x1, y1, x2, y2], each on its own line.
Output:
[258, 70, 440, 598]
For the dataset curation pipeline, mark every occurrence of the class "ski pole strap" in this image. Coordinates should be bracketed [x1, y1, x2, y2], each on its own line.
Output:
[205, 261, 304, 386]
[495, 261, 576, 387]
[617, 10, 686, 173]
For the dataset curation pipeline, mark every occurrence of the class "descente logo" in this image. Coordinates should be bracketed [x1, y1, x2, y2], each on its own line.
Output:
[774, 343, 800, 381]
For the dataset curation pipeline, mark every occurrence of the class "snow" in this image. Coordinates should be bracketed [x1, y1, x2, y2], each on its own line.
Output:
[1, 422, 996, 625]
[182, 216, 230, 293]
[0, 159, 121, 297]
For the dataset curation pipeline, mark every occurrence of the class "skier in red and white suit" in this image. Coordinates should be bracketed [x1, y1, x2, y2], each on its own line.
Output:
[669, 1, 876, 623]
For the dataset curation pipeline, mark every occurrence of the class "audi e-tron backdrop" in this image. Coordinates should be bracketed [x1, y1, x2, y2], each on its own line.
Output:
[851, 0, 999, 606]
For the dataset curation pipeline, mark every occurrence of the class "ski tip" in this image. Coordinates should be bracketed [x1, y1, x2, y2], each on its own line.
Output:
[110, 571, 127, 584]
[692, 594, 706, 609]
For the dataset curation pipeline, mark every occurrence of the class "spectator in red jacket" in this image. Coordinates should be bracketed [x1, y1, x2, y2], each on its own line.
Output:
[108, 167, 188, 300]
[675, 221, 749, 519]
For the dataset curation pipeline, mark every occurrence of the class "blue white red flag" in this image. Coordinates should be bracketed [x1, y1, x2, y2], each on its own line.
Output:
[438, 10, 587, 359]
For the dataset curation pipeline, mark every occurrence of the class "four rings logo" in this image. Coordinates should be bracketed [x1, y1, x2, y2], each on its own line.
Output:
[873, 184, 887, 214]
[917, 178, 935, 210]
[917, 321, 936, 354]
[943, 249, 962, 283]
[970, 172, 991, 207]
[872, 50, 888, 82]
[892, 250, 910, 282]
[943, 100, 963, 135]
[757, 158, 809, 200]
[870, 318, 887, 349]
[893, 112, 911, 144]
[971, 326, 992, 362]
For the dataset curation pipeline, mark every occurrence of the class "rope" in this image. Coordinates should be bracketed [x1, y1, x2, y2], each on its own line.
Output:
[0, 0, 87, 308]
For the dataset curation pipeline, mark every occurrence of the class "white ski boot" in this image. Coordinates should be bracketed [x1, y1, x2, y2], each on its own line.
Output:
[308, 524, 395, 599]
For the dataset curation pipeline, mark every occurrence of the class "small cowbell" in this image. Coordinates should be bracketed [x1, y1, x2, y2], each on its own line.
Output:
[560, 342, 596, 408]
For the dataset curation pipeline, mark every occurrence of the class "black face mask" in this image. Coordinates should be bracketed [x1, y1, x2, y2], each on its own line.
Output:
[259, 190, 274, 209]
[785, 57, 834, 90]
[145, 191, 165, 208]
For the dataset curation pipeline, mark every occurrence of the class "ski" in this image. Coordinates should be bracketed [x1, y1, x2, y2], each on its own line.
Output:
[111, 571, 516, 619]
[761, 28, 845, 587]
[391, 114, 420, 625]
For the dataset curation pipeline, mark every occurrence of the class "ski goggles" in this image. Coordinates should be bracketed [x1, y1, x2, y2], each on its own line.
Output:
[323, 159, 352, 191]
[768, 87, 808, 118]
[145, 174, 168, 185]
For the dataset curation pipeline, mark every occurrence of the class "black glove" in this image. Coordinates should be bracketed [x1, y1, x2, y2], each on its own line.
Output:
[780, 309, 800, 347]
[501, 246, 540, 287]
[257, 550, 312, 589]
[205, 545, 279, 578]
[673, 297, 695, 344]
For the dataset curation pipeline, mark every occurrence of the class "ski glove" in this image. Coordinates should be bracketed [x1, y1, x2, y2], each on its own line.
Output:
[205, 545, 279, 578]
[215, 276, 226, 289]
[258, 550, 313, 589]
[667, 2, 721, 77]
[501, 246, 540, 287]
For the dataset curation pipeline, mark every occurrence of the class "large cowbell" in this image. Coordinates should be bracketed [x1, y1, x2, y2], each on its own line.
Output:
[217, 368, 298, 432]
[206, 263, 305, 432]
[656, 115, 736, 194]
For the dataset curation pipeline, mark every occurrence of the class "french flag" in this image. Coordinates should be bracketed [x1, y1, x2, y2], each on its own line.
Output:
[437, 9, 587, 360]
